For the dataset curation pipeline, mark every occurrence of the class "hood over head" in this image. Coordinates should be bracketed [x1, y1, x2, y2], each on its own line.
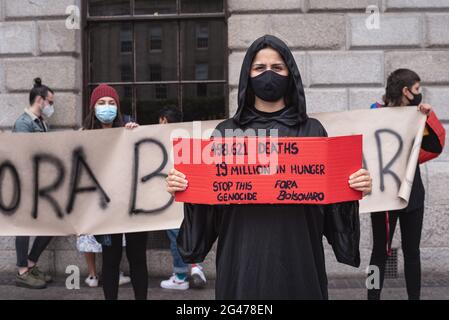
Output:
[233, 35, 308, 127]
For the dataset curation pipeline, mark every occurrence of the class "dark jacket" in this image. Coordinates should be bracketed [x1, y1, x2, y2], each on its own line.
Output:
[177, 35, 360, 300]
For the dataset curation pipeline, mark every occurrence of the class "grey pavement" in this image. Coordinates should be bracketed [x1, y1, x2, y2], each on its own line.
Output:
[0, 274, 448, 300]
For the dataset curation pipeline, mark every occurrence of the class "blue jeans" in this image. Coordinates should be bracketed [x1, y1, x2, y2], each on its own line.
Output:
[167, 229, 201, 274]
[166, 229, 188, 274]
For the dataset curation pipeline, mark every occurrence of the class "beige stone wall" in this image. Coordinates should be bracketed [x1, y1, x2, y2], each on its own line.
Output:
[0, 0, 82, 130]
[0, 0, 448, 278]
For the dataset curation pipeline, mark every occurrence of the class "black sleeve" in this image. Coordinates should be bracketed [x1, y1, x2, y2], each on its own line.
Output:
[323, 201, 361, 267]
[176, 203, 222, 263]
[310, 118, 361, 266]
[175, 120, 229, 263]
[421, 124, 444, 154]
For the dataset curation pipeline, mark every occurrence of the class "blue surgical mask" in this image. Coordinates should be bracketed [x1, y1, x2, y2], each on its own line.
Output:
[95, 105, 117, 124]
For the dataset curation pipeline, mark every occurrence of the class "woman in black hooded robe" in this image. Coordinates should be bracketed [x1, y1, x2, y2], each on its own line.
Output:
[166, 35, 372, 300]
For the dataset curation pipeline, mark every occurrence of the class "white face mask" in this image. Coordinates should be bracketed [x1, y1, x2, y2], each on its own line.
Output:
[42, 104, 55, 118]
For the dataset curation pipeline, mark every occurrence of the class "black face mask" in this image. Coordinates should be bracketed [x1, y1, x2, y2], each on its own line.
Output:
[406, 88, 422, 106]
[250, 70, 289, 102]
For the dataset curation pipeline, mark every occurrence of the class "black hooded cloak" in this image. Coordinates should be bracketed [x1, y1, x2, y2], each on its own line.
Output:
[177, 35, 360, 300]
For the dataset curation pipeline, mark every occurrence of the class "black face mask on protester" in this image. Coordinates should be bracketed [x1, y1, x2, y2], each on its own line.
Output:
[406, 88, 422, 106]
[250, 70, 289, 102]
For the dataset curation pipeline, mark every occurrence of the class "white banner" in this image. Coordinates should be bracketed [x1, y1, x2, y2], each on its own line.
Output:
[0, 107, 426, 236]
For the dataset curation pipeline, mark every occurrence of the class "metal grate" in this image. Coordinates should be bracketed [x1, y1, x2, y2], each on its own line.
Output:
[385, 247, 398, 279]
[82, 0, 228, 125]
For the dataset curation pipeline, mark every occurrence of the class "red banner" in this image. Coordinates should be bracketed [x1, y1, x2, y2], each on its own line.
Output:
[173, 135, 362, 205]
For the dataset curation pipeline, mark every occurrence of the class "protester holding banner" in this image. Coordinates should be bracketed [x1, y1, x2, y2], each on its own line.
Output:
[166, 35, 372, 299]
[158, 106, 207, 291]
[368, 69, 446, 300]
[84, 84, 148, 300]
[78, 97, 131, 288]
[12, 78, 55, 289]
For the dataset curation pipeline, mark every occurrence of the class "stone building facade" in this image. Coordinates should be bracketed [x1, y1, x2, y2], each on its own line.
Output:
[0, 0, 448, 278]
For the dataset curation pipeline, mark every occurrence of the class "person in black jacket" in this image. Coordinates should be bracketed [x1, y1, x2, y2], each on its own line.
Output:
[166, 35, 372, 300]
[368, 69, 446, 300]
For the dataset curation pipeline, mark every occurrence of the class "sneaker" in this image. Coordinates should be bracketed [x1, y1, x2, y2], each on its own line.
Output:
[160, 274, 189, 290]
[190, 265, 206, 289]
[29, 266, 52, 283]
[119, 272, 131, 286]
[85, 275, 99, 287]
[15, 271, 47, 289]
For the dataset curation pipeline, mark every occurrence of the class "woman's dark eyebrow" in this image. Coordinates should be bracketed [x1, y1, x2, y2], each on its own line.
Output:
[252, 63, 286, 67]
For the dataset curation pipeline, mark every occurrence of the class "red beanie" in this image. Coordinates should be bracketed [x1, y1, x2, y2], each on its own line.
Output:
[89, 84, 120, 109]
